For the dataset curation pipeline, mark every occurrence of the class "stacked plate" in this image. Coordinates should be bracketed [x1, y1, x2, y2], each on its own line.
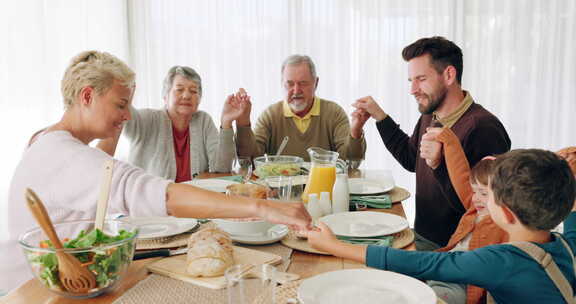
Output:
[119, 216, 199, 240]
[319, 211, 408, 238]
[348, 178, 395, 195]
[298, 269, 436, 304]
[183, 179, 240, 193]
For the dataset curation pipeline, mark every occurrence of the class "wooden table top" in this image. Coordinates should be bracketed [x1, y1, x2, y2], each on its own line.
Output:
[1, 173, 413, 304]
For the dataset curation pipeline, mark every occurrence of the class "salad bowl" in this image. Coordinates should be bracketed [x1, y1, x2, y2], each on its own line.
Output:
[19, 219, 138, 298]
[253, 155, 303, 178]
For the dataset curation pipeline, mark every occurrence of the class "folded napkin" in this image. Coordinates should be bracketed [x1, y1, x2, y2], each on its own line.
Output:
[214, 175, 244, 183]
[337, 235, 393, 246]
[349, 194, 392, 209]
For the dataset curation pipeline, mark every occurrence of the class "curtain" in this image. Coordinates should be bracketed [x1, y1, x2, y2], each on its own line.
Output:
[1, 0, 574, 241]
[126, 0, 576, 223]
[0, 0, 130, 241]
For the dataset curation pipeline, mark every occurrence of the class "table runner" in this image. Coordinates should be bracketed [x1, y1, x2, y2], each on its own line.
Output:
[113, 243, 292, 304]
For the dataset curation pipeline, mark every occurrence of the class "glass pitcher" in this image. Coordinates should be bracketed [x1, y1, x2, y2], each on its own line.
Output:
[302, 147, 347, 203]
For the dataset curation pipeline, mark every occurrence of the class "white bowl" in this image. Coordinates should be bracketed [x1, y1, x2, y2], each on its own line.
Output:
[212, 218, 275, 236]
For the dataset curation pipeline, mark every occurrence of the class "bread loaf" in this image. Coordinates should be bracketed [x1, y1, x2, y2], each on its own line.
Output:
[186, 227, 235, 277]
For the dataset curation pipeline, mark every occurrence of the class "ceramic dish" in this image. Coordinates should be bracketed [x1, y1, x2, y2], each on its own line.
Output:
[229, 225, 288, 245]
[319, 211, 408, 237]
[119, 216, 198, 240]
[212, 218, 275, 236]
[298, 269, 436, 304]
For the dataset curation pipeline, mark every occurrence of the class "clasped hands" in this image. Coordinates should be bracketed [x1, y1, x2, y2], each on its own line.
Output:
[221, 88, 252, 128]
[420, 127, 444, 169]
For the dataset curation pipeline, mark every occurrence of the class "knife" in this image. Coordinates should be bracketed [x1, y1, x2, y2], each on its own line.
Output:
[133, 247, 187, 260]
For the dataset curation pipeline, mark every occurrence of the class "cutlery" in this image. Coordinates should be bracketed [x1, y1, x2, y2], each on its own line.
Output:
[133, 247, 188, 260]
[95, 159, 114, 231]
[26, 188, 97, 293]
[276, 136, 289, 156]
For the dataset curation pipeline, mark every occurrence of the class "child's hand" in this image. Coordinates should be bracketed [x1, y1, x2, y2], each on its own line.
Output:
[306, 222, 340, 253]
[420, 127, 444, 169]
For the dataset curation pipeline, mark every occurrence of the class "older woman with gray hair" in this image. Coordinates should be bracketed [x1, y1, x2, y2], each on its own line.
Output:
[98, 65, 245, 182]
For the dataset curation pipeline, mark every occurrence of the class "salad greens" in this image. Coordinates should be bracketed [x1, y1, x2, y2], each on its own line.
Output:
[255, 163, 301, 178]
[30, 228, 136, 292]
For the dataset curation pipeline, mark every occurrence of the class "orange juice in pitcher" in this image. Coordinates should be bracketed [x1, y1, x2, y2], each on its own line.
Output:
[302, 147, 346, 203]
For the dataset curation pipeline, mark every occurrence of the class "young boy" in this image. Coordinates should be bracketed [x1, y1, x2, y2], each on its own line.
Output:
[307, 149, 576, 303]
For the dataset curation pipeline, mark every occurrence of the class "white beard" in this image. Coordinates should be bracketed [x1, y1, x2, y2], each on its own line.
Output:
[289, 99, 308, 113]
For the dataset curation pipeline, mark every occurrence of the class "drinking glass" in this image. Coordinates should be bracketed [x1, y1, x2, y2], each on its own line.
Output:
[265, 176, 303, 202]
[226, 264, 277, 304]
[233, 156, 253, 182]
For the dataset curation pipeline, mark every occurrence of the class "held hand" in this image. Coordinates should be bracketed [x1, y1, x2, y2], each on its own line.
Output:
[221, 88, 252, 128]
[420, 141, 442, 170]
[306, 222, 340, 253]
[235, 88, 252, 127]
[352, 96, 387, 121]
[259, 200, 312, 232]
[422, 127, 444, 141]
[350, 109, 370, 139]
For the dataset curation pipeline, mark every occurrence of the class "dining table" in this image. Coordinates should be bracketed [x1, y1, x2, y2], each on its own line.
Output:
[1, 171, 420, 304]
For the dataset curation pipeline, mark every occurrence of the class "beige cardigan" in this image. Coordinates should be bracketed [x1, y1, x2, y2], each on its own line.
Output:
[124, 108, 235, 180]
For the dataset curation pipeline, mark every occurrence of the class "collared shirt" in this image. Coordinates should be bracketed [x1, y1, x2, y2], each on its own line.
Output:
[434, 91, 474, 128]
[283, 97, 321, 133]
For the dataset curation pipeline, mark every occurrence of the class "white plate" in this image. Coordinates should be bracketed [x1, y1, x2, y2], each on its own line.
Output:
[298, 269, 436, 304]
[349, 178, 394, 195]
[229, 225, 288, 245]
[183, 179, 239, 193]
[319, 211, 408, 237]
[120, 216, 199, 240]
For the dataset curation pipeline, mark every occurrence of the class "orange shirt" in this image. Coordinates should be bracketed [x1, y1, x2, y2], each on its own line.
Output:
[435, 127, 509, 304]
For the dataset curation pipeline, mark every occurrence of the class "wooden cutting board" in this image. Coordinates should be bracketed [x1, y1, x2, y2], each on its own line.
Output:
[147, 246, 283, 289]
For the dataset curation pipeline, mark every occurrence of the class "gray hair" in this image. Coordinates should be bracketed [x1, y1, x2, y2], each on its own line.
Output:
[162, 66, 202, 98]
[61, 50, 135, 109]
[281, 55, 317, 79]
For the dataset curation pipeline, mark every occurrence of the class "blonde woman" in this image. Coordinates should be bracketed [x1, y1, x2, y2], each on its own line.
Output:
[2, 51, 310, 292]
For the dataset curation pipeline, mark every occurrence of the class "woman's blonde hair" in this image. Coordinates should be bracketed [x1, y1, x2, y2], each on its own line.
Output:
[61, 50, 135, 109]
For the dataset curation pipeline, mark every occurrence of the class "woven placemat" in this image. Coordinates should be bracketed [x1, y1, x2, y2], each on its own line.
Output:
[274, 279, 446, 304]
[114, 243, 293, 304]
[388, 186, 411, 203]
[281, 228, 415, 255]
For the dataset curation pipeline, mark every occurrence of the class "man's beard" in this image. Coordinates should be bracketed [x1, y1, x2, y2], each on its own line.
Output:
[418, 87, 447, 115]
[289, 97, 309, 113]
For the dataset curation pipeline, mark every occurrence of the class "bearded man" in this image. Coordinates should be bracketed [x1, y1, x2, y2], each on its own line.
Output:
[352, 37, 511, 250]
[234, 54, 366, 162]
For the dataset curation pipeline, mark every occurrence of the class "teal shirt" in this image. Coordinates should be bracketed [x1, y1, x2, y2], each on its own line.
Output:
[366, 212, 576, 303]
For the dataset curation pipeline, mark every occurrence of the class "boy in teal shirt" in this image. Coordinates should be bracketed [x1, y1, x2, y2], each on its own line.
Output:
[307, 149, 576, 303]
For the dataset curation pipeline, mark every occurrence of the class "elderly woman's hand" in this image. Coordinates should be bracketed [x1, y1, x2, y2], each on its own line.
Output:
[221, 88, 251, 128]
[257, 200, 312, 232]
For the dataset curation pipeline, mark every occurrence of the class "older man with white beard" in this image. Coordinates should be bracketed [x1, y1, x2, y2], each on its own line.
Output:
[233, 55, 366, 161]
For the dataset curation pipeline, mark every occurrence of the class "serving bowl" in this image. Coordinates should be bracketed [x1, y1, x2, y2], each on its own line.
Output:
[212, 218, 275, 237]
[19, 219, 138, 299]
[253, 155, 304, 178]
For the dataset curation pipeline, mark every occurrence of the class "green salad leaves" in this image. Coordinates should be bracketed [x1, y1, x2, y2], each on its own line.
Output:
[30, 229, 136, 292]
